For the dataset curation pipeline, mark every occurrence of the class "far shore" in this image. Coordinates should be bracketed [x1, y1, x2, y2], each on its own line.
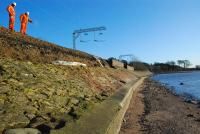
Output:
[153, 70, 200, 75]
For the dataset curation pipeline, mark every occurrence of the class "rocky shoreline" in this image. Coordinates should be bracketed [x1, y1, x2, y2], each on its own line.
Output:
[120, 79, 200, 134]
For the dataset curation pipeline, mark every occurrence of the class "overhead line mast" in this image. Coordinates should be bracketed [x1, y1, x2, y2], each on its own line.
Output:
[119, 54, 135, 62]
[72, 26, 106, 50]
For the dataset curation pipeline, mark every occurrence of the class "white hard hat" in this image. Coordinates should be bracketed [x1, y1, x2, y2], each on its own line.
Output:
[26, 12, 30, 16]
[12, 2, 17, 6]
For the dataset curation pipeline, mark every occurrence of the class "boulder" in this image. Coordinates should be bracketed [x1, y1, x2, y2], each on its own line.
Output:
[4, 128, 41, 134]
[8, 115, 30, 128]
[0, 86, 11, 94]
[70, 98, 80, 105]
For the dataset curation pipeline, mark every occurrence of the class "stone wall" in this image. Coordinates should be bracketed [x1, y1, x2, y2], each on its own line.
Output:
[127, 65, 135, 71]
[109, 60, 124, 68]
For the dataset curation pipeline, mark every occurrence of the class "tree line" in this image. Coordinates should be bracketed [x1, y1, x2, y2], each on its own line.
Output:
[108, 57, 200, 73]
[129, 60, 200, 73]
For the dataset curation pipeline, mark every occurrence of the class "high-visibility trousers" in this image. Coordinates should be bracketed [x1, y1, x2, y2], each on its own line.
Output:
[20, 23, 27, 35]
[9, 16, 15, 30]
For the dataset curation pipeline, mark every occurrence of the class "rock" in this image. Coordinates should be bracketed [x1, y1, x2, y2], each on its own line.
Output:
[26, 113, 36, 120]
[101, 90, 110, 97]
[77, 94, 85, 99]
[187, 114, 194, 118]
[52, 61, 87, 67]
[34, 94, 48, 100]
[24, 106, 38, 114]
[53, 96, 68, 106]
[4, 128, 41, 134]
[55, 90, 67, 96]
[27, 62, 33, 65]
[185, 100, 198, 105]
[84, 97, 91, 101]
[0, 123, 6, 134]
[9, 115, 30, 128]
[70, 98, 80, 105]
[8, 95, 29, 106]
[123, 119, 126, 122]
[68, 107, 80, 119]
[195, 118, 200, 122]
[41, 88, 55, 97]
[95, 95, 103, 101]
[21, 73, 34, 78]
[0, 98, 5, 106]
[29, 117, 47, 128]
[191, 100, 198, 104]
[0, 114, 29, 132]
[120, 80, 126, 84]
[180, 82, 184, 85]
[0, 86, 11, 94]
[185, 100, 192, 103]
[0, 65, 5, 75]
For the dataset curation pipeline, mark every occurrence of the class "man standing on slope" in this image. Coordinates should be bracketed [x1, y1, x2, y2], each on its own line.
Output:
[7, 2, 17, 31]
[20, 12, 32, 35]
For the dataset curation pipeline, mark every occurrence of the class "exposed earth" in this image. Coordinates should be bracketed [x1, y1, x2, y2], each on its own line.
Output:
[120, 79, 200, 134]
[0, 27, 104, 67]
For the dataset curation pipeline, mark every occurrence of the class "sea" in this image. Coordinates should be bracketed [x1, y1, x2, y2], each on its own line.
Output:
[152, 71, 200, 101]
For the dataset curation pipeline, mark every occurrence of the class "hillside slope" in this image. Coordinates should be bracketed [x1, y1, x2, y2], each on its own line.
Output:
[0, 28, 138, 133]
[0, 58, 136, 133]
[0, 27, 100, 66]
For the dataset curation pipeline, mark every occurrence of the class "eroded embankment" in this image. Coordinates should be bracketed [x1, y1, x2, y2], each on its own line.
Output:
[0, 58, 136, 133]
[0, 27, 102, 66]
[120, 79, 200, 134]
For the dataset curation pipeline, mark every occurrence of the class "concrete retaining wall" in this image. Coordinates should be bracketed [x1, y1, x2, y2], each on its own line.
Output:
[106, 77, 145, 134]
[50, 77, 146, 134]
[109, 60, 124, 68]
[127, 65, 134, 71]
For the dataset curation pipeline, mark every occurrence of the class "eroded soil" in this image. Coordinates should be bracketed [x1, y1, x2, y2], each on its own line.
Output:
[0, 27, 102, 66]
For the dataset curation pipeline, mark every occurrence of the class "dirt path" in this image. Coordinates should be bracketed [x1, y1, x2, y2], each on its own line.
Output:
[120, 79, 200, 134]
[119, 84, 144, 134]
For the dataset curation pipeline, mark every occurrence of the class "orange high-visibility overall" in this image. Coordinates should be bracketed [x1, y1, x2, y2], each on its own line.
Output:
[20, 14, 29, 34]
[7, 5, 15, 30]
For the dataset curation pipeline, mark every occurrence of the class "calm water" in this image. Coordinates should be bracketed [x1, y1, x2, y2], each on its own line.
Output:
[152, 71, 200, 100]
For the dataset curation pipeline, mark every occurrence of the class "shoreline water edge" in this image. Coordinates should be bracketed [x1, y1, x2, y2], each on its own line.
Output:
[153, 80, 200, 104]
[120, 78, 200, 134]
[152, 71, 200, 103]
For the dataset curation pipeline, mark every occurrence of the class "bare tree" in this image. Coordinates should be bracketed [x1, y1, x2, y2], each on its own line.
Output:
[184, 60, 192, 68]
[177, 60, 184, 67]
[177, 60, 192, 68]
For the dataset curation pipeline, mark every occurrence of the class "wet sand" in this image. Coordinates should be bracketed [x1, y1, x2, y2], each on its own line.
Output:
[120, 79, 200, 134]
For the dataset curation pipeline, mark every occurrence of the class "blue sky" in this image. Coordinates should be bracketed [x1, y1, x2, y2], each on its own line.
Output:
[1, 0, 200, 66]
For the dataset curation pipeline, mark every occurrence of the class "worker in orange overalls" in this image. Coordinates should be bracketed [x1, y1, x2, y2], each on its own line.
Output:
[20, 12, 33, 35]
[7, 2, 17, 31]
